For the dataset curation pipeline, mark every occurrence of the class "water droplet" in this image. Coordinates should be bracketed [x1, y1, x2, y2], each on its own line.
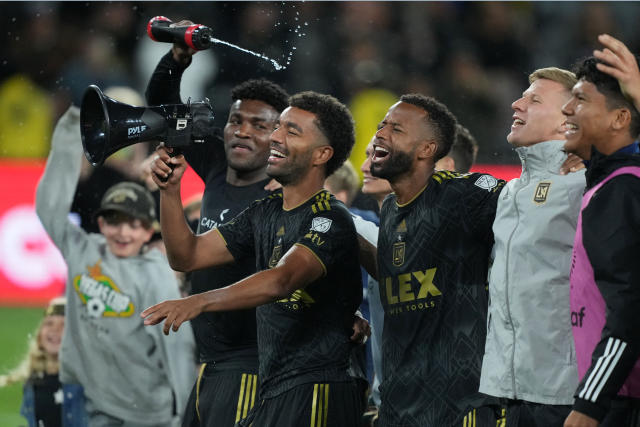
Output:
[11, 17, 16, 22]
[15, 36, 20, 41]
[304, 22, 308, 26]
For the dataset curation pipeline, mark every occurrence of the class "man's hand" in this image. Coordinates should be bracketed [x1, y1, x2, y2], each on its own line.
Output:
[150, 145, 187, 191]
[564, 410, 599, 427]
[141, 294, 204, 335]
[594, 34, 640, 112]
[171, 20, 198, 66]
[559, 153, 586, 175]
[350, 311, 371, 345]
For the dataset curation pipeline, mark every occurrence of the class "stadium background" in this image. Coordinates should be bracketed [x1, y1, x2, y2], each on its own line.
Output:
[1, 2, 639, 424]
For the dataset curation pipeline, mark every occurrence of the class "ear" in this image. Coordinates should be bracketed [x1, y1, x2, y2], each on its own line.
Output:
[417, 139, 438, 160]
[142, 228, 155, 244]
[611, 108, 632, 132]
[313, 145, 334, 167]
[435, 155, 455, 172]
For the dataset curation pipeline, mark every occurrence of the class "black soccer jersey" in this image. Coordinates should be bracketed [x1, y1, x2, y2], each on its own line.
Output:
[185, 142, 272, 366]
[376, 171, 505, 427]
[217, 189, 363, 399]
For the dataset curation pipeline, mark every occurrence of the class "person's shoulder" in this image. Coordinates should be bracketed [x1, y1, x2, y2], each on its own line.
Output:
[433, 170, 504, 193]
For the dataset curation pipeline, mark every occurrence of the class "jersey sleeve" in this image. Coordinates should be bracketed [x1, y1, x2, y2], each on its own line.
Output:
[144, 50, 227, 181]
[573, 175, 640, 421]
[295, 205, 357, 276]
[461, 174, 505, 241]
[216, 202, 260, 262]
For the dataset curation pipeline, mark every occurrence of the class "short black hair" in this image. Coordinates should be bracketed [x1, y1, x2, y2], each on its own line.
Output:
[231, 79, 289, 113]
[289, 91, 355, 177]
[399, 94, 458, 162]
[573, 56, 640, 139]
[448, 124, 479, 173]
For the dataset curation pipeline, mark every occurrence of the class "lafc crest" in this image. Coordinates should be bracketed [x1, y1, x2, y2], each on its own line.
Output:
[392, 220, 407, 267]
[533, 181, 551, 204]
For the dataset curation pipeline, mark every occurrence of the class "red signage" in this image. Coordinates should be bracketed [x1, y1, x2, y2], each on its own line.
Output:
[0, 160, 203, 307]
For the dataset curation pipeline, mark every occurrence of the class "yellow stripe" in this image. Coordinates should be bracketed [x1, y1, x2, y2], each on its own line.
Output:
[195, 363, 207, 421]
[473, 409, 476, 427]
[323, 383, 329, 427]
[312, 205, 317, 214]
[323, 200, 330, 211]
[310, 384, 319, 427]
[235, 373, 247, 422]
[242, 373, 252, 417]
[250, 374, 257, 409]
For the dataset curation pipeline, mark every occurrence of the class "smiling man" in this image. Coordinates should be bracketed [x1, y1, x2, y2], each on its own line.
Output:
[479, 67, 586, 427]
[561, 48, 640, 427]
[364, 94, 505, 426]
[147, 45, 290, 426]
[143, 91, 365, 426]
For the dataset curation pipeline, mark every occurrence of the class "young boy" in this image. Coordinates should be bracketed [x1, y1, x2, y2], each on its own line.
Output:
[36, 106, 195, 426]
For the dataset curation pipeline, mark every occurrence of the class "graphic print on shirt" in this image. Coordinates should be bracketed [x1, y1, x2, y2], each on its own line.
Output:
[73, 260, 134, 317]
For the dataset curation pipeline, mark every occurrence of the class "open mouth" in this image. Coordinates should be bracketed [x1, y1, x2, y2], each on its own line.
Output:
[371, 144, 389, 164]
[268, 147, 287, 163]
[512, 116, 525, 127]
[564, 122, 579, 138]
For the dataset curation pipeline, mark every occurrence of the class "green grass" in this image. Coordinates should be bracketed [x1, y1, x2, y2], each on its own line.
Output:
[0, 307, 45, 427]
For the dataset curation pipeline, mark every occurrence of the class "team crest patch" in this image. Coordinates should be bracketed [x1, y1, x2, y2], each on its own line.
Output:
[268, 244, 283, 268]
[474, 175, 498, 191]
[310, 217, 332, 233]
[73, 260, 134, 318]
[392, 242, 405, 267]
[533, 182, 551, 204]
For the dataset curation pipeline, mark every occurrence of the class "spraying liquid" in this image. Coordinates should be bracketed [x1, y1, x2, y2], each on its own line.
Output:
[209, 37, 286, 71]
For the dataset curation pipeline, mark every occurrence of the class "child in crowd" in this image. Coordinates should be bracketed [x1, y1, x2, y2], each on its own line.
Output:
[35, 106, 196, 426]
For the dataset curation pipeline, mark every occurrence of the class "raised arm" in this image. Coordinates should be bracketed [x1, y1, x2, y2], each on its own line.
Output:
[141, 243, 325, 335]
[150, 145, 234, 271]
[594, 34, 640, 113]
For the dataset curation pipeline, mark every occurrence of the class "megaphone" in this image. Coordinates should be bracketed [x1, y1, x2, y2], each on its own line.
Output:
[80, 85, 215, 166]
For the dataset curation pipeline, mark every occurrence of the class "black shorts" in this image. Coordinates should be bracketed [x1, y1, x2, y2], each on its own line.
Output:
[458, 396, 571, 427]
[183, 363, 259, 427]
[236, 380, 364, 427]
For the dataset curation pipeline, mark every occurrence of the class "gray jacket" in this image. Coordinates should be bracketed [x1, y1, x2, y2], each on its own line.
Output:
[35, 107, 196, 425]
[480, 140, 584, 405]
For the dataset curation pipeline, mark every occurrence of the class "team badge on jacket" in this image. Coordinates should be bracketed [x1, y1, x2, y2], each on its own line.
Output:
[533, 181, 552, 204]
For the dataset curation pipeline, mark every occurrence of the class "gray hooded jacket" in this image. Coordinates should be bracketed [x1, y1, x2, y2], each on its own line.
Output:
[35, 107, 196, 425]
[480, 140, 584, 405]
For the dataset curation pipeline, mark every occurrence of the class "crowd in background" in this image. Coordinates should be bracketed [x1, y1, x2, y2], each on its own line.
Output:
[2, 1, 640, 165]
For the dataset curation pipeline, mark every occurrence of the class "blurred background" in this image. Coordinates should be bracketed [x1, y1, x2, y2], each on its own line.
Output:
[1, 1, 639, 424]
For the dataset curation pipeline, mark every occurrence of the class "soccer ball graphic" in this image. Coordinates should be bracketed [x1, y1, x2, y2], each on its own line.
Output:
[87, 298, 105, 318]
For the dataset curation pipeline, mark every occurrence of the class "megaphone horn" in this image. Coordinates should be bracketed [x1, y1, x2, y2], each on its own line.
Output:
[80, 85, 167, 166]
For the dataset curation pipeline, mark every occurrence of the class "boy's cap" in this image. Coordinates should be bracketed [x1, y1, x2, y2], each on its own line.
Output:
[96, 182, 157, 225]
[45, 296, 66, 316]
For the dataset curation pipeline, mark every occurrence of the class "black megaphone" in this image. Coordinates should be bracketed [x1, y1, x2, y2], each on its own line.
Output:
[80, 85, 214, 166]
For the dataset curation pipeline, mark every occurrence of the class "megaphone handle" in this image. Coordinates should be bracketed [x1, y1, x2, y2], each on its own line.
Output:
[158, 147, 183, 183]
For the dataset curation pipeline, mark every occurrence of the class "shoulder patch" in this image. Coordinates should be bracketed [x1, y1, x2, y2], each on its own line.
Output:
[474, 175, 498, 191]
[310, 217, 332, 233]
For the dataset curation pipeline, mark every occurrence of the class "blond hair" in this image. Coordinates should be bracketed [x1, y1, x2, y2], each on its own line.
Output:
[529, 67, 577, 92]
[0, 297, 65, 387]
[324, 160, 360, 206]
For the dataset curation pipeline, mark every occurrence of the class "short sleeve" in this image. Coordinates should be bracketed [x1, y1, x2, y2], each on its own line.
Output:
[462, 174, 505, 240]
[295, 206, 356, 276]
[217, 202, 259, 261]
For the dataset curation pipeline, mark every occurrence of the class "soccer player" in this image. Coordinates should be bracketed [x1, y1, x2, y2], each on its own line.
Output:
[479, 67, 585, 426]
[562, 39, 640, 427]
[142, 91, 365, 426]
[365, 94, 505, 426]
[147, 41, 290, 426]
